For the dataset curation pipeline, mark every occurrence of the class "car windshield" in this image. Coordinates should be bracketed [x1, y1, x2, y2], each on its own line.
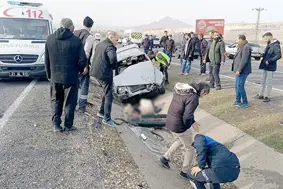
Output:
[0, 18, 50, 40]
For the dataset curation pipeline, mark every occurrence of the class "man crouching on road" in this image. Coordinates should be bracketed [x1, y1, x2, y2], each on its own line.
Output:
[90, 31, 119, 127]
[187, 134, 240, 189]
[45, 18, 87, 132]
[159, 82, 210, 178]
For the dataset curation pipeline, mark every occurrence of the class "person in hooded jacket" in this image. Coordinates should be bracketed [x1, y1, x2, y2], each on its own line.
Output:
[73, 16, 94, 113]
[255, 32, 282, 102]
[186, 134, 240, 189]
[45, 18, 87, 132]
[231, 35, 252, 109]
[159, 82, 210, 179]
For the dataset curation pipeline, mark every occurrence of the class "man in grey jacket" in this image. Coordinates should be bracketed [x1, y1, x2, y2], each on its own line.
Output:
[204, 31, 226, 90]
[232, 35, 252, 109]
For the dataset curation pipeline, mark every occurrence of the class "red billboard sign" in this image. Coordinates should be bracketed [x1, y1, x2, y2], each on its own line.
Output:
[196, 19, 225, 36]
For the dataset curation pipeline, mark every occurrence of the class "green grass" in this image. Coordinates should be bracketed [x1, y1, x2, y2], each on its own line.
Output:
[167, 65, 283, 153]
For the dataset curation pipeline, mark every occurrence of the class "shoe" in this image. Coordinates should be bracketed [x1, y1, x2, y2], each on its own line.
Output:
[160, 156, 170, 169]
[179, 171, 189, 180]
[239, 104, 249, 109]
[233, 102, 242, 107]
[185, 73, 189, 76]
[78, 108, 86, 114]
[263, 97, 271, 102]
[179, 73, 184, 75]
[205, 77, 210, 81]
[165, 80, 169, 85]
[97, 112, 104, 119]
[254, 94, 264, 99]
[279, 121, 283, 126]
[209, 85, 215, 89]
[215, 86, 221, 90]
[102, 119, 117, 127]
[54, 125, 63, 132]
[64, 126, 78, 132]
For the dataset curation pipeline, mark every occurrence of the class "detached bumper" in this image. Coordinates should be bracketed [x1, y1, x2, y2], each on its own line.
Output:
[0, 64, 46, 79]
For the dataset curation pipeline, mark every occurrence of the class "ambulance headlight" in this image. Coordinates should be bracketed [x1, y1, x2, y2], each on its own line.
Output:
[39, 53, 45, 63]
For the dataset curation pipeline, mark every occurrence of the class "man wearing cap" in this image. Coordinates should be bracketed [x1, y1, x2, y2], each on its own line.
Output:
[74, 16, 94, 113]
[45, 18, 87, 132]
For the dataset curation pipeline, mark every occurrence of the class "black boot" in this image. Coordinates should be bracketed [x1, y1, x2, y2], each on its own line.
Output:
[54, 125, 63, 132]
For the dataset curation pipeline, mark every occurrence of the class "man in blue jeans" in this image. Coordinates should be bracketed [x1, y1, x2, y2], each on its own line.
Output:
[165, 34, 175, 66]
[181, 33, 195, 75]
[231, 34, 252, 109]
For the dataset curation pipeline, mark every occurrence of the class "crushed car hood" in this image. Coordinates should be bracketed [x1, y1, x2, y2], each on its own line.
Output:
[114, 61, 164, 86]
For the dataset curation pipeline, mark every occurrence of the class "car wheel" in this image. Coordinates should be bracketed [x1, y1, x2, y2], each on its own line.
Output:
[254, 57, 261, 61]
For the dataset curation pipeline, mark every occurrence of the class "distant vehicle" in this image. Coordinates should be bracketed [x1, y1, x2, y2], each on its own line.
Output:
[114, 44, 165, 102]
[226, 43, 264, 61]
[124, 29, 143, 48]
[94, 33, 101, 41]
[153, 38, 160, 48]
[0, 1, 54, 79]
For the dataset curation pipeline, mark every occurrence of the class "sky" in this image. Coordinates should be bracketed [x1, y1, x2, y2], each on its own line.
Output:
[0, 0, 282, 28]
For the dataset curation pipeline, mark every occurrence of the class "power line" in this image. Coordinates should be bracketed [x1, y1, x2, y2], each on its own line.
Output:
[252, 7, 266, 42]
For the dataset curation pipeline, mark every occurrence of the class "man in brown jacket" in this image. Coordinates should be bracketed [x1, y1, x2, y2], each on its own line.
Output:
[160, 82, 210, 179]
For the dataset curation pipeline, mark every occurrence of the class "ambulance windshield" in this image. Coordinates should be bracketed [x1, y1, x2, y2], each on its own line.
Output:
[0, 18, 50, 40]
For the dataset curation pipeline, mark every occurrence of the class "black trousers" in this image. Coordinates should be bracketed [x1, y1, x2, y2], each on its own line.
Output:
[187, 168, 220, 189]
[200, 56, 206, 74]
[98, 80, 113, 121]
[50, 83, 78, 128]
[160, 64, 168, 82]
[209, 63, 221, 87]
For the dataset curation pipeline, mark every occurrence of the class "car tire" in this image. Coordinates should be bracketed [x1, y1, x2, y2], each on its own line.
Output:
[254, 57, 261, 61]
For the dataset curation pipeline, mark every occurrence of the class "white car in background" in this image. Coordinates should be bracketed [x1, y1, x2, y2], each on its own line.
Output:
[226, 43, 264, 61]
[114, 44, 165, 102]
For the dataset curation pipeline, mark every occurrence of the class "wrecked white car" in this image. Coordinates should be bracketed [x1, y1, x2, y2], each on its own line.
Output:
[114, 44, 165, 102]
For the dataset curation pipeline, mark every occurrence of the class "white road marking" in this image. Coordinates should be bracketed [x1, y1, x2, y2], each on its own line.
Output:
[171, 62, 283, 93]
[0, 80, 37, 129]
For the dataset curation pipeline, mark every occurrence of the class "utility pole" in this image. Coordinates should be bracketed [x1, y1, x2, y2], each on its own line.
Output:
[252, 7, 266, 43]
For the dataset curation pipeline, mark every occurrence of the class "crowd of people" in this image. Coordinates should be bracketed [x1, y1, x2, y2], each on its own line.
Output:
[44, 16, 281, 188]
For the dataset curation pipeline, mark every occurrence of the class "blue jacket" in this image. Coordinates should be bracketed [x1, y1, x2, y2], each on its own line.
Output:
[259, 40, 282, 71]
[193, 134, 240, 182]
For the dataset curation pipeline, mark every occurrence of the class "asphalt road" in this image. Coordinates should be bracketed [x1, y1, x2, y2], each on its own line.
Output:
[172, 57, 283, 91]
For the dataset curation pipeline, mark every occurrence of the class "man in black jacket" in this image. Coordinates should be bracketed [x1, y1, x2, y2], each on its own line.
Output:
[90, 31, 119, 127]
[45, 18, 87, 132]
[255, 32, 282, 102]
[160, 82, 210, 178]
[142, 34, 150, 54]
[198, 33, 208, 75]
[160, 30, 169, 51]
[181, 33, 195, 75]
[74, 16, 94, 113]
[204, 31, 226, 90]
[186, 134, 240, 189]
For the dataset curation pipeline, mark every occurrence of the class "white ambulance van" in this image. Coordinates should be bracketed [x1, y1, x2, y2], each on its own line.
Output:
[0, 1, 53, 79]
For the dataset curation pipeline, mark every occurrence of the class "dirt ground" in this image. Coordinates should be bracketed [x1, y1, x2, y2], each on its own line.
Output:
[166, 64, 283, 153]
[83, 83, 149, 189]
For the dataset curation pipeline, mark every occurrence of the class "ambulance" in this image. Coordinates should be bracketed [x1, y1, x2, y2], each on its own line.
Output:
[0, 1, 53, 79]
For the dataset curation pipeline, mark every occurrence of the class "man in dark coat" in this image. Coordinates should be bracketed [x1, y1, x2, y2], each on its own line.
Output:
[160, 30, 169, 51]
[164, 34, 175, 65]
[232, 35, 252, 109]
[73, 16, 94, 113]
[159, 82, 210, 178]
[181, 33, 195, 75]
[90, 31, 119, 127]
[204, 31, 226, 90]
[45, 18, 87, 132]
[142, 34, 150, 54]
[186, 134, 240, 189]
[198, 33, 208, 75]
[255, 32, 282, 102]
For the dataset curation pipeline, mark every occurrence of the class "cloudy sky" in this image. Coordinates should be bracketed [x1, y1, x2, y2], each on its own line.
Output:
[1, 0, 282, 27]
